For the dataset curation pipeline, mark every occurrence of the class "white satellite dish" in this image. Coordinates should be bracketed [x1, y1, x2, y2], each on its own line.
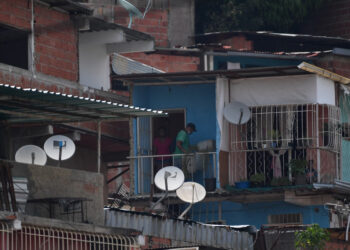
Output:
[119, 0, 151, 28]
[44, 135, 76, 166]
[151, 166, 184, 211]
[154, 166, 185, 191]
[223, 101, 251, 125]
[176, 182, 207, 219]
[15, 145, 47, 166]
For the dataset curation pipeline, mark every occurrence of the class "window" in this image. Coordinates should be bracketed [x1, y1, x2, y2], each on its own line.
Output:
[0, 24, 28, 69]
[268, 213, 303, 224]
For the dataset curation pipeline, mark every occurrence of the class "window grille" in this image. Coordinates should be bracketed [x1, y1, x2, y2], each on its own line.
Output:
[229, 104, 341, 185]
[268, 213, 303, 224]
[0, 222, 140, 250]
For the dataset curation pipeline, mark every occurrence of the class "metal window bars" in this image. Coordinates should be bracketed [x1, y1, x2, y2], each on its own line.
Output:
[0, 222, 140, 250]
[229, 104, 341, 185]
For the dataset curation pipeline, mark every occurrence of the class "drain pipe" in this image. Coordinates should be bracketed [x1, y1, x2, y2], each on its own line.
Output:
[31, 0, 36, 78]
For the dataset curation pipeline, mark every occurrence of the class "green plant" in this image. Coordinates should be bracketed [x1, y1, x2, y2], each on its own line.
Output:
[295, 224, 330, 250]
[290, 159, 308, 176]
[249, 173, 265, 184]
[271, 177, 291, 186]
[195, 0, 328, 33]
[268, 129, 281, 140]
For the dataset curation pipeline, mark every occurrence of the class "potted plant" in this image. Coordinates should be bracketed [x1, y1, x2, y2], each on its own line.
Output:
[270, 177, 291, 187]
[269, 129, 281, 148]
[235, 178, 250, 189]
[249, 173, 265, 187]
[290, 159, 308, 185]
[295, 224, 330, 250]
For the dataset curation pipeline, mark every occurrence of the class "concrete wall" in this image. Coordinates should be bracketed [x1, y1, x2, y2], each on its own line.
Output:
[192, 201, 330, 229]
[12, 163, 105, 225]
[168, 0, 195, 47]
[79, 30, 124, 90]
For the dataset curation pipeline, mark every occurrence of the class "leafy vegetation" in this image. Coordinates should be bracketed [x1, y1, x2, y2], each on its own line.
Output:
[290, 159, 308, 176]
[295, 224, 330, 250]
[195, 0, 328, 33]
[249, 173, 265, 185]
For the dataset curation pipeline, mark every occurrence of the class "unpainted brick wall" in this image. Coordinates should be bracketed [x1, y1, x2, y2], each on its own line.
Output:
[325, 240, 350, 250]
[0, 0, 78, 81]
[115, 6, 169, 47]
[316, 55, 350, 79]
[301, 0, 350, 39]
[115, 6, 200, 72]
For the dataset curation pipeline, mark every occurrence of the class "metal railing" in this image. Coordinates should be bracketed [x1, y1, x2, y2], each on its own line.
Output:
[228, 103, 341, 185]
[0, 222, 140, 250]
[128, 152, 217, 195]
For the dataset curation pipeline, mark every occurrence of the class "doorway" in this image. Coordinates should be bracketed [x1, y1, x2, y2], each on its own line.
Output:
[152, 109, 185, 147]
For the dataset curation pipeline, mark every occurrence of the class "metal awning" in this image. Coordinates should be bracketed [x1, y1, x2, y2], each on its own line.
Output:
[114, 66, 309, 86]
[0, 84, 165, 125]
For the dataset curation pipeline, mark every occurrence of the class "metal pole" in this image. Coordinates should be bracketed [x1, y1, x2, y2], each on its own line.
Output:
[97, 121, 101, 173]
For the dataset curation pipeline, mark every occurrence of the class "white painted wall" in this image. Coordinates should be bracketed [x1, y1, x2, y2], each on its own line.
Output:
[229, 74, 335, 106]
[79, 30, 124, 90]
[316, 75, 336, 105]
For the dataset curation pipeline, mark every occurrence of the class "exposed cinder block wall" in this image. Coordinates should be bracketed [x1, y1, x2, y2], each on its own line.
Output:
[12, 163, 105, 225]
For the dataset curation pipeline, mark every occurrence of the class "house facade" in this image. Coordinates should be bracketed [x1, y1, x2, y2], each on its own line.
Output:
[116, 54, 350, 229]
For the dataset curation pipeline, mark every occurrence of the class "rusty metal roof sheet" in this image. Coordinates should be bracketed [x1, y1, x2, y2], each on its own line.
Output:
[105, 208, 255, 249]
[113, 66, 308, 86]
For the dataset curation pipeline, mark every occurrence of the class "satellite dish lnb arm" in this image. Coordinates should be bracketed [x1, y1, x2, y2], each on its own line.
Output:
[151, 171, 171, 210]
[178, 184, 195, 219]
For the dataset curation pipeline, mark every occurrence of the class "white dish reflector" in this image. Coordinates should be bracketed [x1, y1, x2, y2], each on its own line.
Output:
[176, 182, 206, 204]
[154, 166, 184, 191]
[44, 135, 76, 161]
[223, 101, 251, 125]
[15, 145, 47, 166]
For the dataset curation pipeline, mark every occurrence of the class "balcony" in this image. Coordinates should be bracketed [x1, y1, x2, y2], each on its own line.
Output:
[228, 103, 341, 188]
[128, 152, 217, 195]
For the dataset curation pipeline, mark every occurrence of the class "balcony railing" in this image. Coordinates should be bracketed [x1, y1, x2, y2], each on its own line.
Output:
[128, 152, 217, 195]
[228, 104, 341, 186]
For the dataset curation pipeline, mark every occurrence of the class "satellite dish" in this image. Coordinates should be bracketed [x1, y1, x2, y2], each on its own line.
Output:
[15, 145, 47, 166]
[223, 101, 251, 125]
[176, 182, 206, 203]
[119, 0, 144, 28]
[176, 182, 207, 219]
[44, 135, 76, 163]
[151, 166, 184, 212]
[154, 166, 185, 191]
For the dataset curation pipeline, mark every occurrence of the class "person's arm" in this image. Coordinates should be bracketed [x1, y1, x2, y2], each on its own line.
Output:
[176, 140, 188, 154]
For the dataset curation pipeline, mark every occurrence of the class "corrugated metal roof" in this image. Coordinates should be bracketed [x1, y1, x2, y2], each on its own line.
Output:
[0, 83, 165, 125]
[105, 209, 255, 249]
[81, 17, 154, 42]
[38, 0, 93, 15]
[111, 53, 164, 75]
[195, 30, 350, 48]
[113, 66, 308, 86]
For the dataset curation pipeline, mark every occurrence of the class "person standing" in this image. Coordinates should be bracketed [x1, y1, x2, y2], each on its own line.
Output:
[173, 123, 196, 175]
[153, 127, 172, 170]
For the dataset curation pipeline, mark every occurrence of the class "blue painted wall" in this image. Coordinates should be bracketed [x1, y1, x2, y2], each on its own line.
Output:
[191, 201, 330, 228]
[133, 83, 217, 144]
